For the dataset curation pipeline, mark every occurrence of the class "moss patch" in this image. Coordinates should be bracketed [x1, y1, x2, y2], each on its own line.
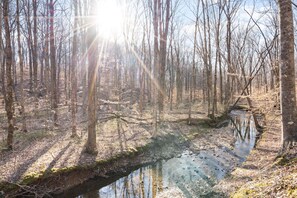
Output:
[274, 156, 297, 167]
[0, 182, 17, 192]
[233, 182, 269, 198]
[288, 188, 297, 197]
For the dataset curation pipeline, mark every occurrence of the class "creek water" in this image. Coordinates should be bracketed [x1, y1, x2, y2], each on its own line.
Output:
[69, 110, 258, 198]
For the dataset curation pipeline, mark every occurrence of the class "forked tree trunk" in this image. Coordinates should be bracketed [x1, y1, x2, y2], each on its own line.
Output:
[152, 0, 171, 122]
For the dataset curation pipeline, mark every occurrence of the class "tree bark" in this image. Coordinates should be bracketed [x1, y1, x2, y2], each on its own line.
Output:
[3, 0, 15, 149]
[278, 0, 297, 148]
[49, 0, 58, 125]
[153, 0, 159, 135]
[71, 0, 78, 137]
[32, 0, 38, 106]
[86, 0, 98, 154]
[17, 0, 27, 132]
[188, 1, 199, 124]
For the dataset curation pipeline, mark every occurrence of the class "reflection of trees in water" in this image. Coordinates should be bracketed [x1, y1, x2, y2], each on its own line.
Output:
[157, 162, 163, 193]
[130, 170, 137, 197]
[82, 112, 259, 198]
[112, 182, 117, 197]
[230, 113, 253, 142]
[152, 164, 157, 198]
[147, 167, 152, 198]
[93, 112, 259, 198]
[95, 163, 163, 198]
[95, 156, 216, 198]
[139, 168, 145, 197]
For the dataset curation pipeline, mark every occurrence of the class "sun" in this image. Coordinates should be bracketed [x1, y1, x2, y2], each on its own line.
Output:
[96, 0, 124, 40]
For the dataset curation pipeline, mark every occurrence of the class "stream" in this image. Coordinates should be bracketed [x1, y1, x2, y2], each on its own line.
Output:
[64, 110, 259, 198]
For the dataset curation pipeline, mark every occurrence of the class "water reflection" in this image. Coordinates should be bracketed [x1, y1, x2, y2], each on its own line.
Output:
[229, 110, 257, 159]
[74, 110, 258, 198]
[77, 151, 223, 198]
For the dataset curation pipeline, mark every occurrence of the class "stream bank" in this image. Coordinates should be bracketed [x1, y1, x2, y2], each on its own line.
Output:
[215, 96, 297, 197]
[1, 109, 259, 197]
[1, 132, 188, 197]
[57, 110, 259, 198]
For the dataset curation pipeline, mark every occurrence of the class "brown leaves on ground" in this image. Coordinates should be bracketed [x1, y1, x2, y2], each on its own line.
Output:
[0, 100, 220, 187]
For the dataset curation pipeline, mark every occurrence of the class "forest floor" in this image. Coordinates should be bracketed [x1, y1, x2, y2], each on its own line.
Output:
[215, 92, 297, 198]
[0, 91, 238, 197]
[1, 76, 297, 197]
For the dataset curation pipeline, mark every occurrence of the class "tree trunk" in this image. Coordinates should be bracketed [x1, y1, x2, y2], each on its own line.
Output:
[278, 0, 297, 148]
[158, 0, 171, 118]
[0, 4, 4, 100]
[153, 0, 159, 135]
[3, 0, 15, 149]
[49, 0, 58, 125]
[175, 45, 182, 105]
[44, 0, 50, 96]
[17, 0, 27, 132]
[188, 1, 199, 124]
[71, 0, 78, 137]
[26, 1, 33, 92]
[32, 0, 38, 106]
[86, 0, 98, 154]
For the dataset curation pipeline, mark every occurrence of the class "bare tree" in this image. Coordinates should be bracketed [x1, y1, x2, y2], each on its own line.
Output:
[153, 0, 171, 120]
[188, 0, 199, 124]
[49, 0, 58, 125]
[16, 0, 27, 132]
[223, 0, 240, 105]
[278, 0, 297, 149]
[32, 0, 38, 106]
[3, 0, 15, 149]
[71, 0, 78, 137]
[86, 0, 98, 154]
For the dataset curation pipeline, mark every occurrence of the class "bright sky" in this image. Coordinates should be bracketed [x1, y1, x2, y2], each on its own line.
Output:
[95, 0, 125, 40]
